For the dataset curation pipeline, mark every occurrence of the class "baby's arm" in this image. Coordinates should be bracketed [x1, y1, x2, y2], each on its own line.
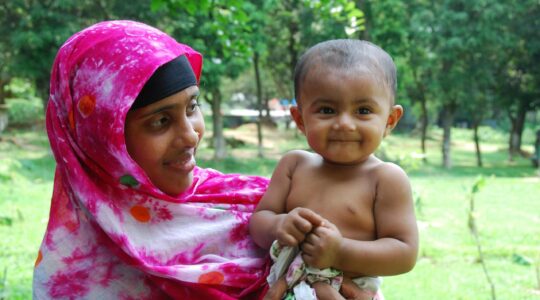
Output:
[302, 163, 418, 276]
[249, 151, 324, 249]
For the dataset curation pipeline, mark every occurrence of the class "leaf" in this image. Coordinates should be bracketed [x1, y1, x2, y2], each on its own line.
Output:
[471, 176, 486, 194]
[512, 254, 532, 266]
[0, 172, 11, 182]
[185, 2, 197, 15]
[150, 0, 165, 11]
[0, 216, 13, 227]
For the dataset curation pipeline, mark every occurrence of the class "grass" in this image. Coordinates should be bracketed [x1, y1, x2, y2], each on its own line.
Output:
[1, 123, 539, 299]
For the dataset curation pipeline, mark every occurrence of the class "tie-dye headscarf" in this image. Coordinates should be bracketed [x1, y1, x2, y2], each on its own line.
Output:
[33, 20, 269, 299]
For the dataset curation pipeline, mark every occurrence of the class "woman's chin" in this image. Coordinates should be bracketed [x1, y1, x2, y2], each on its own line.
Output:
[156, 171, 194, 197]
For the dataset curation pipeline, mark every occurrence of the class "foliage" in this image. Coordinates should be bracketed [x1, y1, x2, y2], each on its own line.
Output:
[1, 0, 539, 165]
[6, 98, 44, 126]
[0, 0, 164, 102]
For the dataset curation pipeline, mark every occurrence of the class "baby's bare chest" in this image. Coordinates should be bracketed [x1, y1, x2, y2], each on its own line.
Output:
[286, 168, 377, 240]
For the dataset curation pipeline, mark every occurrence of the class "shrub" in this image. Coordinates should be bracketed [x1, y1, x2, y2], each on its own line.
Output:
[6, 97, 44, 126]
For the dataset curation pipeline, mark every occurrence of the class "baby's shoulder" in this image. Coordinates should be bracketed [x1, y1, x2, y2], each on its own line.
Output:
[281, 149, 316, 162]
[369, 160, 409, 183]
[277, 150, 319, 173]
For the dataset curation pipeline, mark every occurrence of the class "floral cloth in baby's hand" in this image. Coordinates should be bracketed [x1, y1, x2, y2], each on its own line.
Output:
[268, 241, 343, 300]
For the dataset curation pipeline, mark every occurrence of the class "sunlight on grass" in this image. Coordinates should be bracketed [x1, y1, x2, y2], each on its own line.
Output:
[1, 124, 539, 299]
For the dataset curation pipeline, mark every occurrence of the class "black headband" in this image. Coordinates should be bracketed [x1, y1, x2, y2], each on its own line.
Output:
[131, 55, 197, 110]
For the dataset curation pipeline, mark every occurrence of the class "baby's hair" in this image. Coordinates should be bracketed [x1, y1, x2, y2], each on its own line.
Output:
[293, 39, 397, 105]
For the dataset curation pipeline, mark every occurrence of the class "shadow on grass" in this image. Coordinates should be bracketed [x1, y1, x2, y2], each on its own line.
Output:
[410, 165, 536, 178]
[409, 154, 537, 178]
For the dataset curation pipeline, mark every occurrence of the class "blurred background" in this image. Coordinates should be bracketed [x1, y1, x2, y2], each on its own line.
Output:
[0, 1, 539, 299]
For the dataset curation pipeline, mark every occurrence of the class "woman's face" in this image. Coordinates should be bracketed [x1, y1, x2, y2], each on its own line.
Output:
[125, 85, 204, 196]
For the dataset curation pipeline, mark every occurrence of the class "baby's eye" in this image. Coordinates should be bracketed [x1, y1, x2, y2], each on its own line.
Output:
[318, 107, 335, 114]
[357, 107, 371, 115]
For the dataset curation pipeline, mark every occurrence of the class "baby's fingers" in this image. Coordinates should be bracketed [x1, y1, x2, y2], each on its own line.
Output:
[292, 215, 316, 235]
[277, 233, 299, 247]
[296, 208, 324, 228]
[277, 226, 306, 246]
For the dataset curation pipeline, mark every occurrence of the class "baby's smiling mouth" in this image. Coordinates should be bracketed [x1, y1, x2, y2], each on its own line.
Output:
[329, 138, 360, 142]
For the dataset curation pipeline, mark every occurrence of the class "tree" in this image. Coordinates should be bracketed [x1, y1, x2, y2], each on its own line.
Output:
[361, 0, 435, 161]
[460, 1, 510, 167]
[154, 0, 257, 159]
[503, 0, 540, 159]
[0, 0, 162, 106]
[156, 0, 363, 159]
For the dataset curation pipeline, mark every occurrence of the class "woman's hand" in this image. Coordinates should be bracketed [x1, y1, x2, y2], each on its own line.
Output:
[276, 207, 324, 247]
[301, 220, 343, 269]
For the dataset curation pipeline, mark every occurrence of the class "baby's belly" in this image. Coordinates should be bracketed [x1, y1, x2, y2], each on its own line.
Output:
[287, 192, 376, 241]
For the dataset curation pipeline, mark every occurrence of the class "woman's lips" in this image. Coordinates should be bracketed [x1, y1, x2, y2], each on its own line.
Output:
[164, 152, 196, 172]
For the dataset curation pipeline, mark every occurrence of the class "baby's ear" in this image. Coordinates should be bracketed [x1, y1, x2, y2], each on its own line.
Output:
[290, 106, 306, 134]
[384, 105, 403, 136]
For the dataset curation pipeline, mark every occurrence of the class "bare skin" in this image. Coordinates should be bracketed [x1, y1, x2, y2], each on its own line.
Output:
[249, 62, 418, 299]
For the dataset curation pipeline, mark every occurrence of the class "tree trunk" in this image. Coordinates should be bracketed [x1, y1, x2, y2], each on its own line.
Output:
[407, 72, 429, 163]
[420, 98, 428, 162]
[508, 100, 527, 160]
[0, 77, 8, 105]
[285, 0, 299, 81]
[210, 88, 226, 160]
[355, 0, 371, 41]
[441, 104, 455, 169]
[473, 122, 483, 167]
[0, 77, 10, 133]
[264, 91, 270, 119]
[415, 81, 429, 163]
[36, 76, 50, 111]
[254, 51, 264, 158]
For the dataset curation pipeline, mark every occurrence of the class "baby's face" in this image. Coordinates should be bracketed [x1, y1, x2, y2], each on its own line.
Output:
[293, 66, 397, 165]
[124, 85, 204, 196]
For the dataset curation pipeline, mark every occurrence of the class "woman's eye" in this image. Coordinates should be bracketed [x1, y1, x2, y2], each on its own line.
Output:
[187, 100, 200, 114]
[319, 107, 335, 114]
[149, 116, 170, 129]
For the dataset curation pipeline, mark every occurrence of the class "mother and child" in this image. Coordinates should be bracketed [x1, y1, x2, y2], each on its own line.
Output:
[33, 20, 417, 299]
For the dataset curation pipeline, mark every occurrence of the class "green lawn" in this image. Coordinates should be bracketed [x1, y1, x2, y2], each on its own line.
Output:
[1, 124, 539, 299]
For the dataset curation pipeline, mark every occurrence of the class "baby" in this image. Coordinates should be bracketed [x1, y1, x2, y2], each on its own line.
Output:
[249, 39, 419, 299]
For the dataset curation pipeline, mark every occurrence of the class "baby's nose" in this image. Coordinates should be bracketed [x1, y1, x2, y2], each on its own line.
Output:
[333, 114, 357, 131]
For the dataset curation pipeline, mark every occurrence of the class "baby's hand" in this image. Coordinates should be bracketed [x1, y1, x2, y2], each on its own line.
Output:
[301, 220, 343, 269]
[276, 207, 324, 247]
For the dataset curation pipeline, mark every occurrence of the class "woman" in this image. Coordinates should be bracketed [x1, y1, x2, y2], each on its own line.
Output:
[33, 20, 269, 299]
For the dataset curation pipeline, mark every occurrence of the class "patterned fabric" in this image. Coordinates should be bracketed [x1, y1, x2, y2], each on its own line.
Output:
[33, 20, 269, 300]
[268, 241, 342, 299]
[268, 241, 383, 300]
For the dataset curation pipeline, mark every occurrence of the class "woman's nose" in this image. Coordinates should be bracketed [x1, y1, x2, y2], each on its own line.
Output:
[173, 117, 199, 148]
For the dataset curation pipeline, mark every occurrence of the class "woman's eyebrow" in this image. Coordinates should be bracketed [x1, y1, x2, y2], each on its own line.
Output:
[141, 104, 177, 117]
[189, 89, 200, 99]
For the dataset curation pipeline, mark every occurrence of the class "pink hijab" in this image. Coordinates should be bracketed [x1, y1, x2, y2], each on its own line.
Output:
[34, 20, 269, 299]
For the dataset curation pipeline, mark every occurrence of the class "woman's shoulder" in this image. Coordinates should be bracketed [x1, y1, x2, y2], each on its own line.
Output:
[193, 167, 269, 191]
